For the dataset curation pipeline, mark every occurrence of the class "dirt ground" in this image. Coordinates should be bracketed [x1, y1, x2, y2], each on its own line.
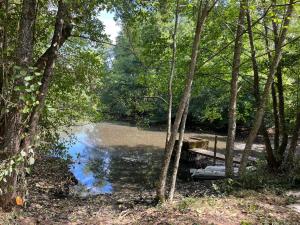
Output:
[0, 156, 299, 225]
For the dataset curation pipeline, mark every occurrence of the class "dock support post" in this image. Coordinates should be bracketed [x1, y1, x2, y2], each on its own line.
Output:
[214, 136, 217, 165]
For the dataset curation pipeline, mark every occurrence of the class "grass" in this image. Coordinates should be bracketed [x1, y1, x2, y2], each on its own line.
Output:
[172, 189, 300, 225]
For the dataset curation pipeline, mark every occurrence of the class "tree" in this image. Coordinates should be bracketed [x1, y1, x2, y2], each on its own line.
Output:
[239, 0, 295, 175]
[0, 0, 109, 210]
[225, 0, 246, 177]
[166, 0, 180, 144]
[0, 0, 37, 210]
[247, 0, 278, 169]
[168, 94, 190, 201]
[156, 0, 216, 202]
[22, 0, 72, 154]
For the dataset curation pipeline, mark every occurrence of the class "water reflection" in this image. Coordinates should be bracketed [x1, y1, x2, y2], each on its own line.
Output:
[67, 124, 163, 195]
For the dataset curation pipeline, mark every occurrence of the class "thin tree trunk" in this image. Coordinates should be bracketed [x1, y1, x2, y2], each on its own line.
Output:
[168, 95, 190, 202]
[262, 11, 279, 167]
[225, 0, 246, 177]
[0, 0, 37, 210]
[270, 2, 280, 152]
[239, 0, 294, 176]
[271, 83, 280, 150]
[246, 4, 278, 169]
[166, 0, 179, 145]
[156, 0, 214, 202]
[23, 0, 72, 152]
[271, 2, 288, 159]
[285, 111, 300, 165]
[276, 63, 288, 158]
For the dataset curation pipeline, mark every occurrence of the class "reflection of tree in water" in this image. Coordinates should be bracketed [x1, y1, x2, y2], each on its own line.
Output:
[83, 149, 111, 188]
[83, 147, 163, 192]
[108, 149, 163, 191]
[79, 125, 164, 192]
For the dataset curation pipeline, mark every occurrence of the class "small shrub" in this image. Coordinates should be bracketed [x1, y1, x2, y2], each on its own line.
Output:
[177, 197, 197, 211]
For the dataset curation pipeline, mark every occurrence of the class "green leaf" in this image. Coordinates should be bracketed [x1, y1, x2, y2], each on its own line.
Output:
[24, 76, 33, 81]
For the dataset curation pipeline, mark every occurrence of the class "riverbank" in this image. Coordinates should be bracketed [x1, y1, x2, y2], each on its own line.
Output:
[1, 122, 300, 224]
[1, 156, 300, 224]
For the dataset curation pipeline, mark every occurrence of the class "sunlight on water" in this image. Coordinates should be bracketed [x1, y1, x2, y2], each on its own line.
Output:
[66, 124, 163, 196]
[69, 132, 113, 195]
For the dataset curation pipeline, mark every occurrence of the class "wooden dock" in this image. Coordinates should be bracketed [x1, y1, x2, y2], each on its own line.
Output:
[188, 148, 256, 164]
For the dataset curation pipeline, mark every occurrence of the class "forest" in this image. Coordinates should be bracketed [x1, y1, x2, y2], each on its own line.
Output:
[0, 0, 300, 224]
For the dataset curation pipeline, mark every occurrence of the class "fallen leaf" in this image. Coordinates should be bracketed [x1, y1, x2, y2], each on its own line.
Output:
[16, 196, 24, 206]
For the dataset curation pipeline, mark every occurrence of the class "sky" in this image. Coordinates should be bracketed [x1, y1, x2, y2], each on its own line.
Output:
[98, 11, 121, 44]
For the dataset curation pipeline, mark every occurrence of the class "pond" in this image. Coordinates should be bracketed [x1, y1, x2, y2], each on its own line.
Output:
[66, 123, 164, 196]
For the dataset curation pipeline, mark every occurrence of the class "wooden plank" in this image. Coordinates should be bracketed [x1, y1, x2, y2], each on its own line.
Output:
[188, 148, 241, 164]
[190, 166, 239, 179]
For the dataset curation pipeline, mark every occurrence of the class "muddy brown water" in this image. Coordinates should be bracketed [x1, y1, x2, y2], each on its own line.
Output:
[65, 122, 265, 196]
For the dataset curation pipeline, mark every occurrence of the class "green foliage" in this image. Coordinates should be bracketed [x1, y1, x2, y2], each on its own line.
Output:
[238, 161, 299, 190]
[37, 39, 106, 154]
[212, 161, 300, 194]
[177, 197, 197, 211]
[0, 149, 34, 195]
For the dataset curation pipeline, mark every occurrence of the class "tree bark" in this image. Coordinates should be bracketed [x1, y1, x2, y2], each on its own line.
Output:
[270, 2, 280, 153]
[168, 95, 190, 202]
[246, 4, 278, 169]
[225, 0, 246, 177]
[276, 63, 288, 158]
[271, 83, 280, 151]
[34, 22, 73, 70]
[271, 2, 288, 159]
[0, 0, 37, 210]
[285, 111, 300, 165]
[239, 0, 294, 176]
[156, 0, 213, 203]
[23, 0, 72, 153]
[166, 0, 179, 145]
[0, 0, 8, 139]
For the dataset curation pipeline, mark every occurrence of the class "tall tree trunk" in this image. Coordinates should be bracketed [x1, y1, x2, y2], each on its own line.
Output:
[166, 0, 179, 144]
[23, 0, 72, 153]
[156, 0, 214, 203]
[0, 0, 37, 211]
[239, 0, 294, 176]
[285, 111, 300, 166]
[168, 95, 190, 202]
[271, 3, 280, 152]
[0, 0, 8, 139]
[271, 83, 280, 151]
[276, 63, 288, 158]
[271, 2, 288, 159]
[225, 0, 246, 177]
[262, 11, 279, 168]
[246, 4, 278, 169]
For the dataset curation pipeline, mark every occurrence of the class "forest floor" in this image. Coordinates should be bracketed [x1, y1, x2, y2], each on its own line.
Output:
[1, 156, 300, 225]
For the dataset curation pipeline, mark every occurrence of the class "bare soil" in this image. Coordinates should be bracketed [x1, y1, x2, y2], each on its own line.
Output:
[0, 155, 299, 225]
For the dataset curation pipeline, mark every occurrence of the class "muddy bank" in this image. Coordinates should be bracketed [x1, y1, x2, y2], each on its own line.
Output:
[1, 156, 300, 225]
[0, 155, 213, 224]
[1, 122, 299, 224]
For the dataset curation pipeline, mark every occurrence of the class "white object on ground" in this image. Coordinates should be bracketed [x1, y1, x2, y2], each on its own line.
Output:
[190, 165, 255, 178]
